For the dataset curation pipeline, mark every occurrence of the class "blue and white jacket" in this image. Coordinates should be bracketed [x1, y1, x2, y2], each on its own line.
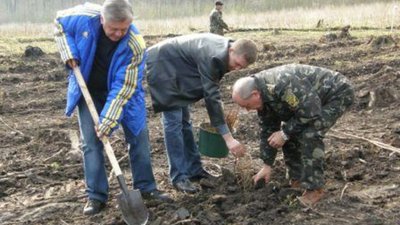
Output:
[54, 3, 147, 136]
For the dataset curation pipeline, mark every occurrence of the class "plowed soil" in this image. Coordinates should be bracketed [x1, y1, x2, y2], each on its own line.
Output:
[1, 30, 399, 225]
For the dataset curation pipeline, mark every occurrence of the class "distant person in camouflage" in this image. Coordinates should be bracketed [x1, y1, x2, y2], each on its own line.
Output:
[232, 64, 354, 207]
[209, 1, 229, 35]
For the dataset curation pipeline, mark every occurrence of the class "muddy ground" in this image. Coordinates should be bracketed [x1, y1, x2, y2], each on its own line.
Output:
[0, 30, 400, 225]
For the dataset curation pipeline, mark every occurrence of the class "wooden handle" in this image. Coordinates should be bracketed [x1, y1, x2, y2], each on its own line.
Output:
[73, 67, 123, 176]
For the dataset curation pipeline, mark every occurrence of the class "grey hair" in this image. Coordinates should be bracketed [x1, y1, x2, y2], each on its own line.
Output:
[232, 76, 257, 100]
[101, 0, 133, 22]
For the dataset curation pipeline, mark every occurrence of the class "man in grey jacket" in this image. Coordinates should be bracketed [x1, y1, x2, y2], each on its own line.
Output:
[146, 33, 258, 193]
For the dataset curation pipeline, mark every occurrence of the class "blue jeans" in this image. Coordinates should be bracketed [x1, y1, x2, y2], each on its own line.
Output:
[77, 96, 157, 203]
[162, 106, 204, 183]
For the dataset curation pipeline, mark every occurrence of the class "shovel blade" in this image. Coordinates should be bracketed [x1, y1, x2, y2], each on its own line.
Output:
[117, 190, 148, 225]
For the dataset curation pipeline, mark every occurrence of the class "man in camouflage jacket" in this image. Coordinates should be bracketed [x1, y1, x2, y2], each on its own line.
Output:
[232, 64, 354, 207]
[209, 1, 229, 36]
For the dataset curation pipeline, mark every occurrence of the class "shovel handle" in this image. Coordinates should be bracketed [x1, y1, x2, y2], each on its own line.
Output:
[73, 66, 123, 177]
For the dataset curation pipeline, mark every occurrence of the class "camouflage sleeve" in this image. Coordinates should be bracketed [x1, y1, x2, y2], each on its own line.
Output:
[212, 12, 229, 30]
[258, 110, 281, 166]
[219, 17, 229, 30]
[277, 75, 322, 137]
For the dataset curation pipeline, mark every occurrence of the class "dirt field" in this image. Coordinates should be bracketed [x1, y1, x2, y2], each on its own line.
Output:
[0, 29, 399, 225]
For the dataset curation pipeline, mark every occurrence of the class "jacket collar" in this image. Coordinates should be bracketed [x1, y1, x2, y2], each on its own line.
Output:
[88, 15, 101, 39]
[253, 74, 275, 103]
[213, 39, 232, 80]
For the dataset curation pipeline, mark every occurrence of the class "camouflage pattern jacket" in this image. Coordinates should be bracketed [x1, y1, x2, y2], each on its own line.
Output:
[209, 9, 229, 35]
[253, 64, 351, 166]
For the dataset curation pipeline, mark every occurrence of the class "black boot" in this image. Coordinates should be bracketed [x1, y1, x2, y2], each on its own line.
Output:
[83, 199, 106, 215]
[190, 169, 216, 182]
[173, 179, 199, 193]
[141, 189, 173, 203]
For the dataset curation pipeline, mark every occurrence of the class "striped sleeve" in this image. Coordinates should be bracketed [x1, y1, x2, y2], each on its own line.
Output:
[98, 32, 146, 136]
[53, 3, 100, 64]
[54, 20, 75, 63]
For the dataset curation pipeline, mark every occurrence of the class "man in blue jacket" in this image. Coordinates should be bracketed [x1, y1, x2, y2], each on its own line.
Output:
[54, 0, 170, 216]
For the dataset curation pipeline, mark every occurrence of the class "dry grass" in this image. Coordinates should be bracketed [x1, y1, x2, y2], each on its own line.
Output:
[0, 2, 398, 37]
[225, 106, 240, 132]
[228, 106, 255, 192]
[0, 23, 53, 37]
[136, 2, 399, 35]
[0, 36, 57, 56]
[234, 153, 254, 191]
[228, 2, 399, 29]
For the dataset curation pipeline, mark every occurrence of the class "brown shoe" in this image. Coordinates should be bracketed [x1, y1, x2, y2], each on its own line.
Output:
[289, 179, 301, 189]
[297, 188, 325, 208]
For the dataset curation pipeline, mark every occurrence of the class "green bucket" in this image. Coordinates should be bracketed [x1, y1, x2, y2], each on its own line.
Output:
[198, 123, 229, 158]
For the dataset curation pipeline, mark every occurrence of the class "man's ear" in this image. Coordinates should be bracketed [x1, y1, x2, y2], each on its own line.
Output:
[100, 15, 105, 25]
[252, 90, 261, 99]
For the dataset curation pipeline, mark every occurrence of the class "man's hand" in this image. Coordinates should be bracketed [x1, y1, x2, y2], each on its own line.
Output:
[96, 123, 111, 139]
[94, 126, 105, 139]
[222, 133, 246, 157]
[253, 164, 272, 184]
[267, 131, 286, 149]
[66, 59, 78, 69]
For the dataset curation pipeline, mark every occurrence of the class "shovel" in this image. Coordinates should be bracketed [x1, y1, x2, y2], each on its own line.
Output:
[73, 66, 149, 225]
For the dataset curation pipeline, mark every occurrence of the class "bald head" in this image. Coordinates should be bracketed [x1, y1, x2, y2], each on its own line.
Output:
[232, 76, 263, 111]
[232, 76, 257, 100]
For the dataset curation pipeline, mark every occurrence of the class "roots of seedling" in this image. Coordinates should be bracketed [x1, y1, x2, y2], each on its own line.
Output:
[234, 154, 254, 191]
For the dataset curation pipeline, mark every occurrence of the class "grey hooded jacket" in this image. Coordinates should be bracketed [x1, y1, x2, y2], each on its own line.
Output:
[146, 33, 232, 130]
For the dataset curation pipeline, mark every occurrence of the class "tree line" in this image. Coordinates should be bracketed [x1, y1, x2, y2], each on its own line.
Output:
[0, 0, 391, 24]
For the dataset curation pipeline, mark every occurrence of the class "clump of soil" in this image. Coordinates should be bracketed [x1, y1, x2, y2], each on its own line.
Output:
[338, 25, 351, 39]
[262, 43, 277, 52]
[355, 65, 399, 109]
[367, 35, 398, 49]
[24, 45, 44, 58]
[319, 25, 352, 42]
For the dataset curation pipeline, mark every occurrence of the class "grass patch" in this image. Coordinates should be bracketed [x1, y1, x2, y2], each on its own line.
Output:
[0, 37, 58, 56]
[1, 2, 399, 36]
